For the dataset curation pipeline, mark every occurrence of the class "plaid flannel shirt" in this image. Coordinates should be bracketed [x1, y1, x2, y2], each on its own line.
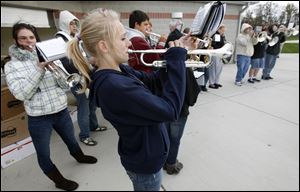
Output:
[5, 57, 69, 116]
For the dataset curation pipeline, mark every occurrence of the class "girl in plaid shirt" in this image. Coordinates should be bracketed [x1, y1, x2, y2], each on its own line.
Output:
[4, 22, 97, 191]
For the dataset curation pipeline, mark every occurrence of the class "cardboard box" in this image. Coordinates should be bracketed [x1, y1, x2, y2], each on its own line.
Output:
[1, 86, 25, 121]
[1, 112, 29, 147]
[1, 137, 36, 168]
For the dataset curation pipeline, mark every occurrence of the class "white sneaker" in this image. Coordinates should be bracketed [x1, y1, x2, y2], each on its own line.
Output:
[235, 81, 242, 86]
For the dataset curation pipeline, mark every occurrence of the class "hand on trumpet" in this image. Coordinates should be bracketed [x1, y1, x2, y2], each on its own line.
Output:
[37, 61, 51, 70]
[177, 33, 200, 50]
[158, 34, 168, 43]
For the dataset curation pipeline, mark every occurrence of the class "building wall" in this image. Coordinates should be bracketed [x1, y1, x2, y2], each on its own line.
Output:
[1, 1, 246, 61]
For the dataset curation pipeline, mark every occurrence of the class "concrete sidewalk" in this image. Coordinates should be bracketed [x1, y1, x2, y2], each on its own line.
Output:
[1, 54, 299, 191]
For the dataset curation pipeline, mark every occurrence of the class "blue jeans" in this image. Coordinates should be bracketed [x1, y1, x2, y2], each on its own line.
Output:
[28, 108, 81, 174]
[236, 55, 251, 82]
[262, 53, 277, 78]
[165, 116, 188, 165]
[126, 169, 162, 191]
[71, 87, 99, 140]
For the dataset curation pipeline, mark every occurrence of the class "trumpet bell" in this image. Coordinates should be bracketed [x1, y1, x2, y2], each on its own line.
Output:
[268, 36, 279, 46]
[257, 32, 266, 42]
[285, 28, 299, 37]
[292, 29, 299, 36]
[67, 73, 83, 89]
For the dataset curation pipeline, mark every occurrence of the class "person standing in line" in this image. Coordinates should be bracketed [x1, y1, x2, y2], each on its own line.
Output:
[235, 23, 258, 86]
[127, 10, 167, 73]
[164, 24, 200, 175]
[56, 10, 107, 146]
[262, 24, 286, 80]
[67, 8, 198, 191]
[208, 24, 226, 89]
[247, 29, 268, 83]
[5, 22, 97, 191]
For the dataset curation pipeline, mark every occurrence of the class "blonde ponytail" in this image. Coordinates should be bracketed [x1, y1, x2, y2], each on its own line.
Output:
[67, 38, 91, 93]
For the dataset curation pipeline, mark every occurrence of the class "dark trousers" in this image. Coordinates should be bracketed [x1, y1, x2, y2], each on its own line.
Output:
[165, 116, 188, 165]
[28, 108, 81, 174]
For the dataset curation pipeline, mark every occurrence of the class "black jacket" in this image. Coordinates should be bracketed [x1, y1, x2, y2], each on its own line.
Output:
[266, 32, 286, 56]
[251, 41, 267, 59]
[165, 29, 184, 49]
[211, 31, 226, 49]
[180, 69, 200, 117]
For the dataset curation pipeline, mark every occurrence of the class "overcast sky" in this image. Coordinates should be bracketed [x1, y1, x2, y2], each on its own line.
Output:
[259, 1, 299, 7]
[243, 1, 299, 17]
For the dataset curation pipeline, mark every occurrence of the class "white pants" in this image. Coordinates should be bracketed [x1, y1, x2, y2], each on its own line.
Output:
[208, 56, 223, 85]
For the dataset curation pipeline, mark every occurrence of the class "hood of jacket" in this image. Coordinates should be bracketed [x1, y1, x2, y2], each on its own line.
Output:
[58, 10, 80, 34]
[241, 23, 252, 33]
[8, 44, 38, 61]
[125, 26, 145, 40]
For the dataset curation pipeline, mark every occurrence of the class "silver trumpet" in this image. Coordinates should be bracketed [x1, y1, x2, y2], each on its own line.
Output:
[257, 31, 272, 42]
[182, 33, 210, 48]
[127, 42, 233, 68]
[146, 31, 211, 48]
[31, 44, 85, 90]
[46, 61, 84, 89]
[146, 31, 161, 44]
[285, 28, 299, 37]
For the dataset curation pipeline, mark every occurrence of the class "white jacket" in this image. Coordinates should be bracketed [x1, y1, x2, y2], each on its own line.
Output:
[56, 10, 80, 40]
[5, 44, 68, 116]
[235, 23, 258, 57]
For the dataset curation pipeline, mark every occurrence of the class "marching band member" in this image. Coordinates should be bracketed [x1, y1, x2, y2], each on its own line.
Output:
[67, 8, 198, 191]
[5, 22, 97, 191]
[262, 24, 286, 80]
[127, 10, 167, 73]
[235, 23, 258, 86]
[248, 28, 268, 83]
[209, 24, 227, 88]
[55, 10, 107, 146]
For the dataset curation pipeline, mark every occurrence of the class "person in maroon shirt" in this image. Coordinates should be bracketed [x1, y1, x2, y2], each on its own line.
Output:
[127, 10, 167, 73]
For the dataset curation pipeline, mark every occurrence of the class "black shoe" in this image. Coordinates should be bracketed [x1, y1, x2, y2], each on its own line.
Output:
[214, 83, 222, 87]
[252, 78, 261, 82]
[71, 149, 97, 164]
[46, 166, 79, 191]
[163, 160, 183, 175]
[266, 76, 273, 80]
[261, 76, 269, 80]
[200, 86, 208, 92]
[248, 79, 255, 83]
[208, 84, 218, 89]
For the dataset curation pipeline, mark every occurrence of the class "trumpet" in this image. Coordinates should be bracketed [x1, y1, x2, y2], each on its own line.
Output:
[182, 33, 211, 48]
[146, 30, 210, 48]
[32, 45, 85, 90]
[46, 61, 85, 90]
[285, 28, 299, 37]
[257, 31, 272, 42]
[268, 36, 279, 47]
[146, 31, 161, 41]
[127, 42, 233, 68]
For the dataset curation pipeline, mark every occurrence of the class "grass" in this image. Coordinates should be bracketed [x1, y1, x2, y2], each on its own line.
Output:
[282, 43, 299, 53]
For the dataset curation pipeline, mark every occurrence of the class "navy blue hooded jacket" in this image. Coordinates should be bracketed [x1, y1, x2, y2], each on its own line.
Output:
[90, 47, 187, 174]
